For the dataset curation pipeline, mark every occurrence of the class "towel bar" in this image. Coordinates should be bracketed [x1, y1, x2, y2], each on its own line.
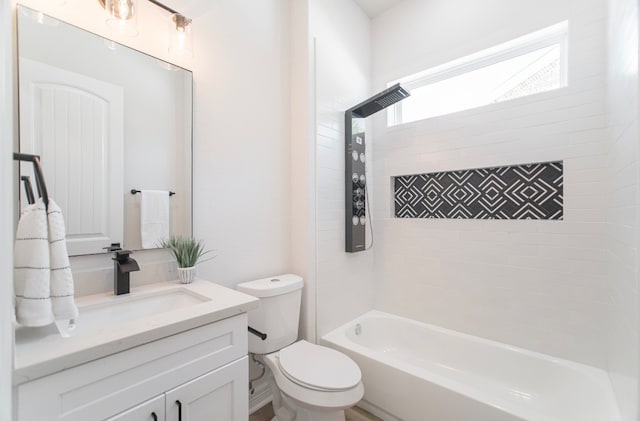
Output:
[130, 189, 176, 196]
[14, 153, 49, 208]
[20, 176, 36, 205]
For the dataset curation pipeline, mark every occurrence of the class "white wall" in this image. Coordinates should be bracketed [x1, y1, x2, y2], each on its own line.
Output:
[191, 0, 291, 288]
[605, 0, 639, 418]
[188, 1, 292, 409]
[310, 0, 374, 337]
[371, 0, 610, 367]
[1, 0, 15, 417]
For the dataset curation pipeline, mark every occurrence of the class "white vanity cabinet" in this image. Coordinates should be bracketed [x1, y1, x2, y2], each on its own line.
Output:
[16, 314, 249, 421]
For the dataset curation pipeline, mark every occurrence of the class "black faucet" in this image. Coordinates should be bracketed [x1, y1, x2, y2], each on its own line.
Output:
[112, 250, 140, 295]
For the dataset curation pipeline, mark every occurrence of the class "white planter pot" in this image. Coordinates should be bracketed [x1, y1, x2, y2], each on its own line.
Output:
[177, 266, 196, 284]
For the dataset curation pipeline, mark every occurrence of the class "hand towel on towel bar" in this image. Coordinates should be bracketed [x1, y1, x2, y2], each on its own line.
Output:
[140, 190, 170, 249]
[47, 199, 79, 321]
[14, 198, 79, 327]
[14, 199, 53, 326]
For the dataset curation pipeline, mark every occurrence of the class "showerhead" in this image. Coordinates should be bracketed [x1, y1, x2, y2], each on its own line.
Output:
[348, 83, 410, 118]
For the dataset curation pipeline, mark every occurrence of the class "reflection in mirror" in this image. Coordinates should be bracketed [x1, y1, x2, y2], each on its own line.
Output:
[17, 6, 192, 256]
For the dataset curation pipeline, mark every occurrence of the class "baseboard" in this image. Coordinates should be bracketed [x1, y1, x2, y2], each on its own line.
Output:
[357, 400, 401, 421]
[249, 380, 272, 414]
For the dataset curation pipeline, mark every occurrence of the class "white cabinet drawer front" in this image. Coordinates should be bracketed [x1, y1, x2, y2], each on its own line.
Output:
[17, 314, 248, 421]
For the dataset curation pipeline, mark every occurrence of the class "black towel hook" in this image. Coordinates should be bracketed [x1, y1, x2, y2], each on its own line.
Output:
[14, 153, 50, 209]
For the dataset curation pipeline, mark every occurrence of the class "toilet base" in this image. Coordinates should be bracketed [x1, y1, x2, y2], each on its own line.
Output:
[270, 410, 345, 421]
[267, 367, 350, 421]
[273, 393, 345, 421]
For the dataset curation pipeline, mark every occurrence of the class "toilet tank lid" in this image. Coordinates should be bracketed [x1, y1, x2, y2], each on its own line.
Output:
[236, 274, 303, 298]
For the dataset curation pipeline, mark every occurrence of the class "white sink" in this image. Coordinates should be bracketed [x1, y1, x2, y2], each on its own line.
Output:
[71, 288, 209, 334]
[15, 284, 210, 345]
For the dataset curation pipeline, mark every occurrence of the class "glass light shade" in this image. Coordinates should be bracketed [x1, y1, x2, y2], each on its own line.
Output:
[105, 0, 139, 37]
[169, 13, 193, 57]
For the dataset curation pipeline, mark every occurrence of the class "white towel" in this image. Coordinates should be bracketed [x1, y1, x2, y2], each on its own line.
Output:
[47, 199, 79, 321]
[140, 190, 170, 249]
[14, 199, 54, 327]
[14, 198, 79, 327]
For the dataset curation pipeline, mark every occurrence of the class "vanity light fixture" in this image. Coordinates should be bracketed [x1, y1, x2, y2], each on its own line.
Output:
[104, 0, 139, 36]
[98, 0, 194, 57]
[168, 12, 193, 57]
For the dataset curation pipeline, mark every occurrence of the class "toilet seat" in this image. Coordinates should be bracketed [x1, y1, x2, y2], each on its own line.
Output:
[277, 340, 361, 391]
[263, 342, 365, 411]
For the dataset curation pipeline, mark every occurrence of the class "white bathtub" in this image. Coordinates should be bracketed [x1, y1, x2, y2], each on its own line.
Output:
[322, 311, 621, 421]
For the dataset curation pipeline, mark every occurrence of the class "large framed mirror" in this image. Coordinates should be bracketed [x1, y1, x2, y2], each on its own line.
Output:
[16, 6, 192, 256]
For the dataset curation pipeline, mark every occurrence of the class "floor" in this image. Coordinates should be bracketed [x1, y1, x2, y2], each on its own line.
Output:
[249, 403, 382, 421]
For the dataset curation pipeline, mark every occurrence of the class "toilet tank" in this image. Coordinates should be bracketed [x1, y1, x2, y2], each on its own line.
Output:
[236, 274, 303, 354]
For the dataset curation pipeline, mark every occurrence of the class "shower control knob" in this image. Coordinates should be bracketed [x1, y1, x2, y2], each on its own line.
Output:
[352, 173, 359, 184]
[352, 216, 359, 226]
[359, 174, 366, 187]
[360, 153, 365, 163]
[352, 150, 359, 161]
[360, 216, 366, 225]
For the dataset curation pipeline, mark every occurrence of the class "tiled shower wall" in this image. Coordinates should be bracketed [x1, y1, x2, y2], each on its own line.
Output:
[371, 0, 609, 368]
[605, 0, 639, 418]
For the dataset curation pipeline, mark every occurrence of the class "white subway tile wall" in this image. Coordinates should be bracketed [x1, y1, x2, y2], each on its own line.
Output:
[371, 0, 611, 368]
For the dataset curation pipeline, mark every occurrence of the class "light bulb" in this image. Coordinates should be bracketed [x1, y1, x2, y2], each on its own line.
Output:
[169, 13, 193, 57]
[105, 0, 138, 36]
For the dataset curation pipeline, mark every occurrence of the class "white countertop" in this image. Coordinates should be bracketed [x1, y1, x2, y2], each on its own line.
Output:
[14, 280, 259, 384]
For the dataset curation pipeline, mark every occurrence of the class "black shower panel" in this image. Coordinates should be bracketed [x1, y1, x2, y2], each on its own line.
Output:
[344, 84, 410, 253]
[345, 115, 367, 252]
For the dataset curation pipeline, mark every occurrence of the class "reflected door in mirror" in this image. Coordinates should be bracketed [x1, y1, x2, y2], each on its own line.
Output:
[19, 57, 124, 255]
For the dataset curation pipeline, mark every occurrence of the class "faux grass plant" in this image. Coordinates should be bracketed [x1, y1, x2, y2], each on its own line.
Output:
[160, 235, 212, 268]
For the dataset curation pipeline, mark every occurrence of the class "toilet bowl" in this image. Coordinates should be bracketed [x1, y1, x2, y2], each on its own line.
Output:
[237, 275, 364, 421]
[263, 341, 364, 421]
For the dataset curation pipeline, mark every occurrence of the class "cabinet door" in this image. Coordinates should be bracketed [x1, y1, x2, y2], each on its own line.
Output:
[165, 357, 248, 421]
[107, 395, 165, 421]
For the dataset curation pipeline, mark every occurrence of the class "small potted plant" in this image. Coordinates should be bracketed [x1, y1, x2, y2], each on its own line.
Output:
[160, 235, 212, 284]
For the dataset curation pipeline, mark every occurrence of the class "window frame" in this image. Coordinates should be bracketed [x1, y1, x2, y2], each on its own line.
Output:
[389, 21, 569, 126]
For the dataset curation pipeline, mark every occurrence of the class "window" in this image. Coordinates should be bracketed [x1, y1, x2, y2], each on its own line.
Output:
[388, 21, 568, 126]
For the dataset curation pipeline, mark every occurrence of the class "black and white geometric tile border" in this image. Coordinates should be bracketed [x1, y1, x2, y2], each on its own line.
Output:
[394, 161, 563, 220]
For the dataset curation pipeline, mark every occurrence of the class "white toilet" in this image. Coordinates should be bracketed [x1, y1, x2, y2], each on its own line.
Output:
[237, 274, 364, 421]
